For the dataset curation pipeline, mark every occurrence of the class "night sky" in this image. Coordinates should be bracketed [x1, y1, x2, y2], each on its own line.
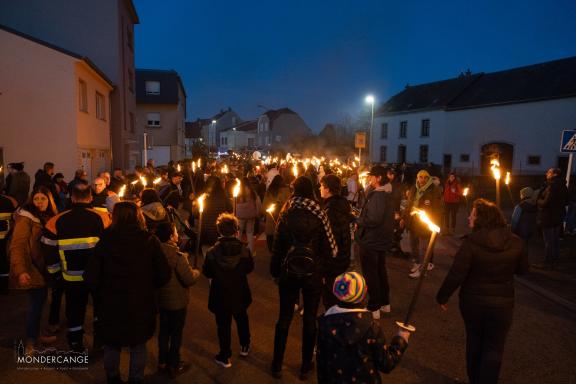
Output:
[134, 0, 576, 132]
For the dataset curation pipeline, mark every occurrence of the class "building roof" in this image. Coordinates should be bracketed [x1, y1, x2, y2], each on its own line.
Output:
[262, 108, 297, 121]
[221, 120, 258, 133]
[378, 56, 576, 115]
[135, 69, 187, 104]
[0, 23, 115, 88]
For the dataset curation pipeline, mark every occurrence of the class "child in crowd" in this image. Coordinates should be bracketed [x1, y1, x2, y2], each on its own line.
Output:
[202, 213, 254, 368]
[156, 222, 200, 378]
[316, 272, 410, 383]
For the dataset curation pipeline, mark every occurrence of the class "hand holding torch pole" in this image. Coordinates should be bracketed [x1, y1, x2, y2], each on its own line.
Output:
[397, 209, 441, 332]
[194, 193, 206, 268]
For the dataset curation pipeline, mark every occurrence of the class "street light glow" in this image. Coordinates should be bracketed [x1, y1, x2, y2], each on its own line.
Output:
[365, 94, 375, 104]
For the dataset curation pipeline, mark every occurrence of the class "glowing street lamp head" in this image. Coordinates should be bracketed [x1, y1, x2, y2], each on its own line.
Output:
[233, 178, 241, 198]
[197, 193, 206, 213]
[365, 95, 375, 105]
[411, 209, 441, 233]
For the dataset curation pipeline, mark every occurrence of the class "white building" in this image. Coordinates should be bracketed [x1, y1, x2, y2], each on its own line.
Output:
[371, 56, 576, 176]
[219, 120, 258, 152]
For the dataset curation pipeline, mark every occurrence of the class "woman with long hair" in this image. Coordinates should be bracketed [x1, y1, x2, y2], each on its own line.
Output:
[437, 198, 529, 384]
[262, 175, 290, 252]
[10, 186, 59, 352]
[270, 176, 338, 379]
[235, 177, 261, 253]
[84, 202, 171, 384]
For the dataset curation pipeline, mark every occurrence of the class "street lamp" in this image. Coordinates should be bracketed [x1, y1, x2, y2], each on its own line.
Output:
[210, 120, 217, 156]
[365, 95, 375, 164]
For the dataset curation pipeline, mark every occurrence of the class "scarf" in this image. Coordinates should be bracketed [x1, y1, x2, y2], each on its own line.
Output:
[414, 177, 434, 207]
[285, 196, 338, 258]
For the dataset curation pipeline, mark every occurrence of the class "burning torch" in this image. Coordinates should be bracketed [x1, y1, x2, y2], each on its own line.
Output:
[194, 193, 206, 268]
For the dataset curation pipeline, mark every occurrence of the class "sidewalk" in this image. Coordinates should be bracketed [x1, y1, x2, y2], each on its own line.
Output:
[440, 210, 576, 313]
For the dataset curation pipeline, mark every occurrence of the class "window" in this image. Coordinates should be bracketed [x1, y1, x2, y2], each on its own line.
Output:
[527, 155, 541, 165]
[460, 154, 470, 162]
[397, 145, 406, 163]
[129, 112, 135, 133]
[419, 145, 429, 163]
[380, 123, 388, 139]
[421, 119, 430, 137]
[248, 138, 255, 147]
[380, 146, 387, 162]
[145, 81, 160, 95]
[147, 112, 161, 127]
[79, 79, 88, 112]
[399, 121, 407, 138]
[128, 69, 134, 93]
[95, 92, 105, 120]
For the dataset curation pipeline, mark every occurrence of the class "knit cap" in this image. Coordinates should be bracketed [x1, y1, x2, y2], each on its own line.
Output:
[416, 170, 430, 178]
[332, 272, 367, 304]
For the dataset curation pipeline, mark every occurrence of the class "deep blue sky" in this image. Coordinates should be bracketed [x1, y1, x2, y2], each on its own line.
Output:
[134, 0, 576, 132]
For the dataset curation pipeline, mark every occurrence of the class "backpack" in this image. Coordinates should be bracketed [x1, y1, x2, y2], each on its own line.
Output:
[282, 234, 316, 279]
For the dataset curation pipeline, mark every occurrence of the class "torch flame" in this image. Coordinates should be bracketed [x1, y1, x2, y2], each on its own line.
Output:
[359, 171, 370, 189]
[197, 193, 206, 214]
[118, 185, 126, 198]
[490, 159, 501, 180]
[266, 204, 276, 214]
[233, 178, 241, 198]
[293, 164, 298, 178]
[505, 172, 511, 185]
[197, 159, 201, 168]
[177, 164, 181, 172]
[411, 209, 441, 233]
[192, 162, 196, 173]
[139, 176, 147, 187]
[463, 187, 469, 197]
[153, 177, 162, 185]
[131, 180, 139, 185]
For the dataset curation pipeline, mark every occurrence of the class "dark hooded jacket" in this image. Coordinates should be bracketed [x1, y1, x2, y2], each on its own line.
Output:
[141, 202, 169, 234]
[317, 309, 407, 383]
[323, 195, 353, 276]
[356, 186, 395, 252]
[537, 175, 569, 228]
[202, 237, 254, 313]
[437, 228, 528, 308]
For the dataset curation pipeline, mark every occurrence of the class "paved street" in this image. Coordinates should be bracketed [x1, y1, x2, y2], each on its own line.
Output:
[1, 228, 576, 383]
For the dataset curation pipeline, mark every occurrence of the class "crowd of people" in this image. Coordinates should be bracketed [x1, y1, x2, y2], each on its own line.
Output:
[0, 156, 574, 383]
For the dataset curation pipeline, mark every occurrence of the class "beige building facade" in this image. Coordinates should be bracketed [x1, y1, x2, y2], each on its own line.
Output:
[0, 26, 113, 182]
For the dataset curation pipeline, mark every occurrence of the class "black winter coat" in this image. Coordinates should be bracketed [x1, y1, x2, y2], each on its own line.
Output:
[537, 176, 568, 228]
[437, 228, 528, 308]
[201, 194, 233, 246]
[271, 204, 332, 279]
[202, 237, 254, 314]
[356, 187, 395, 252]
[84, 228, 171, 346]
[317, 309, 407, 383]
[323, 195, 353, 276]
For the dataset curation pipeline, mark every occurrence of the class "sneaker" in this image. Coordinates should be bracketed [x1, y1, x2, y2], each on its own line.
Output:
[214, 354, 232, 368]
[380, 304, 391, 313]
[427, 263, 434, 271]
[240, 344, 250, 357]
[410, 263, 421, 273]
[409, 269, 421, 279]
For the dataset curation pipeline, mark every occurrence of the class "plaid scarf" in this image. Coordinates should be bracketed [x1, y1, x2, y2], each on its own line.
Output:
[285, 197, 338, 258]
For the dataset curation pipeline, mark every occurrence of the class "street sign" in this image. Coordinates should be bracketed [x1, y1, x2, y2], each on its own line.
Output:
[355, 132, 366, 149]
[560, 130, 576, 152]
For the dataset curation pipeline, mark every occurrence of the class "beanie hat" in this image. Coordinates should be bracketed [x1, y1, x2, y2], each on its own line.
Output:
[520, 187, 534, 200]
[332, 272, 367, 304]
[416, 170, 430, 178]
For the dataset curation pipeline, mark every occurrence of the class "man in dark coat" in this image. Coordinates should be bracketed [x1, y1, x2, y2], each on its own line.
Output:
[33, 162, 57, 199]
[320, 174, 353, 310]
[6, 162, 30, 206]
[203, 213, 254, 368]
[536, 168, 569, 269]
[356, 165, 395, 319]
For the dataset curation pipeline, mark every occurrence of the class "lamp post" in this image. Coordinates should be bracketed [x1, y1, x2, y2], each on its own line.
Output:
[397, 209, 441, 332]
[365, 95, 375, 164]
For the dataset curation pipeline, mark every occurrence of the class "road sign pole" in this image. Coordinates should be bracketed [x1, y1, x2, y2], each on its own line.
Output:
[567, 152, 574, 187]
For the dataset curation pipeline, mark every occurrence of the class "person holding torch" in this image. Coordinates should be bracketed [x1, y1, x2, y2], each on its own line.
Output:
[436, 198, 528, 384]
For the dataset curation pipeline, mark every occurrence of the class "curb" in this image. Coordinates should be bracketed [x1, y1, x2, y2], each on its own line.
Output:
[515, 276, 576, 313]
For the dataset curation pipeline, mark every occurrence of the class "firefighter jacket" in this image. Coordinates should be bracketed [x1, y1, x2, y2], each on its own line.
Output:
[41, 202, 110, 282]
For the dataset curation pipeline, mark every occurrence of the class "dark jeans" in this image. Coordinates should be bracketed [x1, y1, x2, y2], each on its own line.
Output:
[214, 309, 250, 359]
[409, 232, 434, 265]
[48, 280, 64, 326]
[444, 202, 459, 230]
[27, 288, 47, 341]
[542, 226, 560, 265]
[104, 343, 147, 381]
[359, 246, 390, 311]
[460, 301, 513, 384]
[64, 282, 97, 351]
[158, 308, 187, 367]
[272, 276, 322, 371]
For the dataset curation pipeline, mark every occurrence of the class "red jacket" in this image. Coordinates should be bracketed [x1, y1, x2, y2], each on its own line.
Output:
[443, 180, 461, 204]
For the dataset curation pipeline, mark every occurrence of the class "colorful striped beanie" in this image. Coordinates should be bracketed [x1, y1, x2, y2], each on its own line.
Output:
[332, 272, 367, 304]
